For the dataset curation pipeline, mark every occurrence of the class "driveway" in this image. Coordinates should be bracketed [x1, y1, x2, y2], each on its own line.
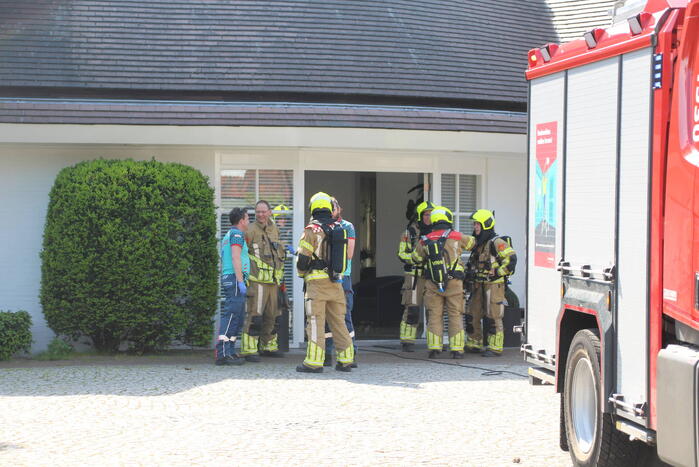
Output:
[0, 345, 570, 466]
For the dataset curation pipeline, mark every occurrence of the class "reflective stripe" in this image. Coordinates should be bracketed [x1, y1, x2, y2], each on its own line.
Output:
[400, 321, 418, 341]
[324, 332, 333, 338]
[299, 240, 314, 252]
[449, 330, 465, 351]
[260, 336, 278, 352]
[310, 315, 317, 343]
[487, 332, 504, 352]
[305, 270, 330, 281]
[304, 341, 325, 367]
[336, 345, 355, 364]
[427, 330, 442, 350]
[466, 337, 484, 350]
[241, 333, 259, 355]
[256, 283, 263, 316]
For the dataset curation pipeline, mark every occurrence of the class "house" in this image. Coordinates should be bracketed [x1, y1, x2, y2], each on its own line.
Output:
[0, 0, 615, 351]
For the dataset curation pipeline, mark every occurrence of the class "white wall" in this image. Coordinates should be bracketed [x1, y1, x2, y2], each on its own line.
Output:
[0, 125, 526, 351]
[0, 145, 215, 352]
[485, 156, 527, 302]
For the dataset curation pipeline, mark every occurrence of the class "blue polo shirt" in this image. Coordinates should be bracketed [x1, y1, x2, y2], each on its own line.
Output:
[337, 218, 355, 276]
[221, 227, 249, 279]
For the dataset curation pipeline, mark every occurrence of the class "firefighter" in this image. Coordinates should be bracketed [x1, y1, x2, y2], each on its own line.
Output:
[272, 204, 291, 229]
[412, 206, 475, 359]
[296, 192, 355, 373]
[465, 209, 517, 357]
[324, 197, 357, 367]
[397, 200, 434, 352]
[241, 200, 288, 361]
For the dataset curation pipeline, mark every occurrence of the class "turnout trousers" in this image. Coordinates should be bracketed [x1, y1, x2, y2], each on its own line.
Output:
[467, 282, 505, 353]
[325, 276, 356, 356]
[241, 281, 281, 355]
[424, 279, 465, 352]
[399, 274, 425, 343]
[303, 278, 354, 368]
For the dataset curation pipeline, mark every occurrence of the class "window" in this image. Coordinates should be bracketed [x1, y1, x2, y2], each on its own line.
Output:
[219, 169, 295, 338]
[441, 173, 478, 233]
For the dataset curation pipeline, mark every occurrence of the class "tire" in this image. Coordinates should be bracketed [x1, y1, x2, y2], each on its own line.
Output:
[563, 329, 647, 467]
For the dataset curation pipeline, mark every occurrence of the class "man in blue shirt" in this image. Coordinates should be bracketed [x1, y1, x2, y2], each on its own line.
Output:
[324, 197, 357, 367]
[216, 207, 251, 366]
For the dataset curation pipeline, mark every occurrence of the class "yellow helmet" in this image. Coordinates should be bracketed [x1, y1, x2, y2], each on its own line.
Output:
[430, 206, 453, 225]
[272, 204, 290, 220]
[309, 192, 333, 213]
[471, 209, 495, 230]
[415, 201, 434, 220]
[416, 200, 435, 220]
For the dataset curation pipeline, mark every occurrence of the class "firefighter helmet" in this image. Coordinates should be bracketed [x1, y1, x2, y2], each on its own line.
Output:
[471, 209, 495, 230]
[272, 204, 290, 220]
[430, 206, 453, 225]
[416, 201, 435, 219]
[309, 192, 333, 213]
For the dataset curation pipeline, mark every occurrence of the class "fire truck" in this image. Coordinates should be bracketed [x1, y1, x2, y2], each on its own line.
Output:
[524, 0, 699, 465]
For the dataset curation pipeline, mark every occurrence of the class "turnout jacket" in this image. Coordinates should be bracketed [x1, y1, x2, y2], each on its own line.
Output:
[397, 221, 421, 272]
[245, 220, 286, 284]
[412, 229, 476, 278]
[296, 219, 334, 282]
[469, 235, 516, 284]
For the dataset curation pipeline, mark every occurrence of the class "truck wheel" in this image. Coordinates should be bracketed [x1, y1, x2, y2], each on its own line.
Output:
[563, 329, 646, 467]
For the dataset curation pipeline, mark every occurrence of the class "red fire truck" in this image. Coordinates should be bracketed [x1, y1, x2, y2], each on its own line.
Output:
[524, 0, 699, 465]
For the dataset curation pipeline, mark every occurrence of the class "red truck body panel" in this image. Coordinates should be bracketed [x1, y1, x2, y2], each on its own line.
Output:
[526, 0, 699, 431]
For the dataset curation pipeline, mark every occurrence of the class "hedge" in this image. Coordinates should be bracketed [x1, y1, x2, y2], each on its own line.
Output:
[40, 159, 218, 352]
[0, 310, 32, 360]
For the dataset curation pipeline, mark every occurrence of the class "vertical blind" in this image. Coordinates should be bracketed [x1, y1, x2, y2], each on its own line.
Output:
[219, 169, 295, 339]
[441, 173, 478, 233]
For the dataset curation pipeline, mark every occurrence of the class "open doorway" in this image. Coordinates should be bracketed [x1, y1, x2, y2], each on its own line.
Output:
[305, 171, 425, 339]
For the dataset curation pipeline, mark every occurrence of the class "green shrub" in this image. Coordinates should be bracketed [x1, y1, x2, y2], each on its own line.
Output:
[0, 310, 32, 360]
[40, 159, 219, 353]
[35, 337, 74, 361]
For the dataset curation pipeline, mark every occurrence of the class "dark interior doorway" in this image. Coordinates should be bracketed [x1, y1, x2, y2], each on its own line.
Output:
[305, 170, 425, 339]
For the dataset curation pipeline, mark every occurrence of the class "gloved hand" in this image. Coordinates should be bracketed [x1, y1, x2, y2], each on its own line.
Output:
[403, 263, 413, 272]
[237, 281, 247, 296]
[285, 244, 296, 256]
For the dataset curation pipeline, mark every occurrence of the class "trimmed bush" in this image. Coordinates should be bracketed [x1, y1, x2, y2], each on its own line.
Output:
[41, 159, 218, 353]
[35, 337, 74, 361]
[0, 310, 32, 360]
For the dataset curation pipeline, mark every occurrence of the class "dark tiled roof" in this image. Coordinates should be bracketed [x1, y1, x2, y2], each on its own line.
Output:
[0, 0, 557, 107]
[0, 99, 526, 133]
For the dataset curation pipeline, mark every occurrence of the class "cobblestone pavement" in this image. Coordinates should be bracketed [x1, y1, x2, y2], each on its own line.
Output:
[0, 346, 571, 467]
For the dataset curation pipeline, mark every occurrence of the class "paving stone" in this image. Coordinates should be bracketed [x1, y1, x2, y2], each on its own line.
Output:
[0, 348, 571, 466]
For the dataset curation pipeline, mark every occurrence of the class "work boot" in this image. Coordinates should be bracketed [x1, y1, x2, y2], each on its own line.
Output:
[244, 354, 261, 362]
[349, 361, 358, 368]
[215, 355, 245, 366]
[401, 343, 415, 353]
[468, 347, 484, 354]
[481, 350, 502, 357]
[451, 351, 465, 359]
[260, 350, 284, 358]
[428, 350, 441, 359]
[296, 364, 323, 373]
[323, 354, 333, 367]
[335, 363, 352, 372]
